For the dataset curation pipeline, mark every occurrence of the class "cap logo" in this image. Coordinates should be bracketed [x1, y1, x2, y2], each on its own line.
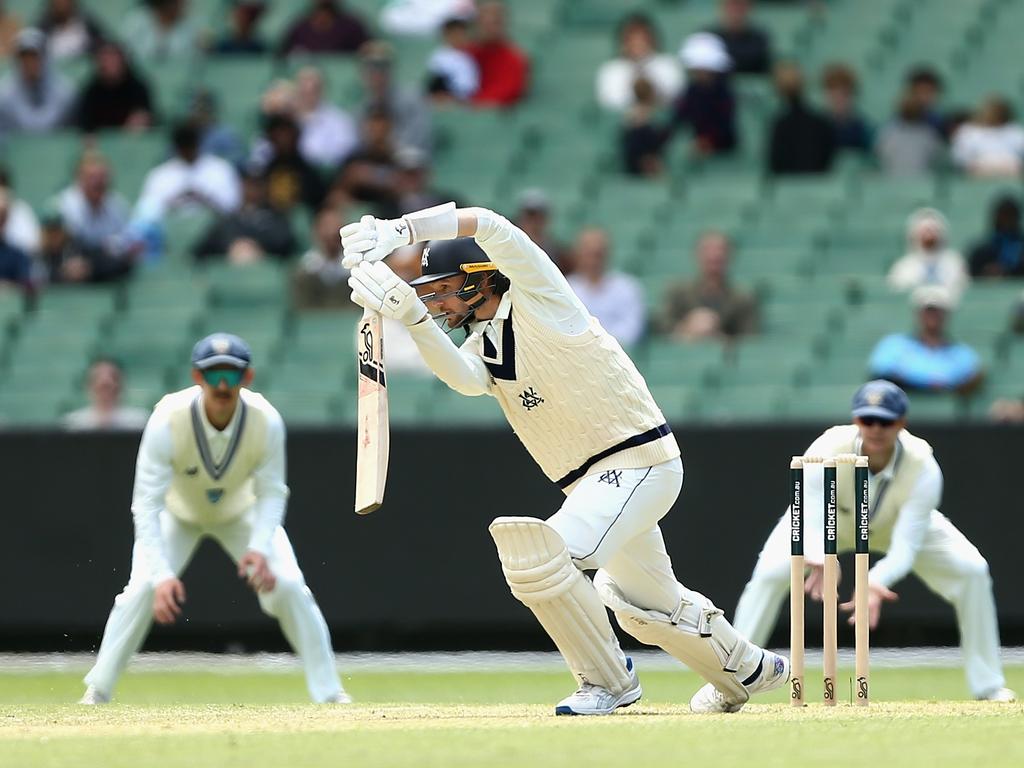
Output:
[212, 337, 231, 354]
[421, 247, 430, 268]
[866, 391, 883, 406]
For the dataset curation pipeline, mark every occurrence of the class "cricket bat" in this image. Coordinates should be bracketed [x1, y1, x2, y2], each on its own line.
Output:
[355, 308, 389, 514]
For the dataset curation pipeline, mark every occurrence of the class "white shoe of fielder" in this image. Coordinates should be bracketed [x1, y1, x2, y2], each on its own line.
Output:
[78, 686, 111, 705]
[689, 650, 790, 714]
[554, 657, 642, 716]
[978, 687, 1016, 702]
[324, 691, 353, 704]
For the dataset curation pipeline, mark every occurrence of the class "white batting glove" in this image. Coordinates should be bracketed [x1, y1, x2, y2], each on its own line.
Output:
[339, 214, 412, 269]
[348, 261, 428, 326]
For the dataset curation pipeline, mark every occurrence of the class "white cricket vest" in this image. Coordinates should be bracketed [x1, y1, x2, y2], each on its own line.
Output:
[814, 424, 935, 551]
[469, 290, 679, 489]
[158, 387, 271, 526]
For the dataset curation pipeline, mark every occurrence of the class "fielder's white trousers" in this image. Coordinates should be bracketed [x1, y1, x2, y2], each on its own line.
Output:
[84, 511, 343, 702]
[732, 510, 1006, 698]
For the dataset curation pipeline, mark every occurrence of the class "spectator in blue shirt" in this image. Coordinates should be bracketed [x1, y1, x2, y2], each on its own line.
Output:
[869, 285, 983, 394]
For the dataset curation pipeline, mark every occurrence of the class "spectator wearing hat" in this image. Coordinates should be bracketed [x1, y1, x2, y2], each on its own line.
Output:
[122, 0, 203, 61]
[291, 205, 350, 310]
[566, 227, 645, 348]
[359, 41, 432, 153]
[193, 166, 296, 264]
[214, 0, 268, 55]
[596, 12, 683, 113]
[707, 0, 772, 75]
[0, 27, 74, 133]
[62, 358, 150, 431]
[0, 188, 32, 296]
[76, 41, 154, 132]
[38, 0, 103, 60]
[968, 195, 1024, 278]
[768, 62, 835, 175]
[468, 1, 528, 107]
[279, 0, 369, 56]
[888, 208, 969, 301]
[514, 188, 570, 273]
[137, 121, 242, 219]
[821, 63, 872, 154]
[665, 32, 737, 156]
[868, 285, 983, 393]
[951, 96, 1024, 179]
[294, 66, 358, 168]
[426, 16, 479, 104]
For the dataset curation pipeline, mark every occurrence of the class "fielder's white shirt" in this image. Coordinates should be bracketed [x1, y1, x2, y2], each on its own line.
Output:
[132, 388, 288, 585]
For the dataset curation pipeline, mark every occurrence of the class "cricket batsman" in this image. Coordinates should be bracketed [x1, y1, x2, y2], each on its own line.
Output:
[341, 203, 789, 714]
[80, 334, 347, 705]
[733, 380, 1015, 702]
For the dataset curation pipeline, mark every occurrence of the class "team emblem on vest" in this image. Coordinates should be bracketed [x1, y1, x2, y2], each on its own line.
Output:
[206, 488, 224, 504]
[519, 387, 544, 410]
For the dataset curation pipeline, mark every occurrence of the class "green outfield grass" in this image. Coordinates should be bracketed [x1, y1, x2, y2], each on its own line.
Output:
[2, 667, 1023, 768]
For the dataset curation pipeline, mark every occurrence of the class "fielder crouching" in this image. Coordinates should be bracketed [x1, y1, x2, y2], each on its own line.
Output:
[341, 203, 789, 715]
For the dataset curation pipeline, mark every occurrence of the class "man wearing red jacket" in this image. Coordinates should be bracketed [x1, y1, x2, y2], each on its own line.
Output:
[469, 1, 528, 107]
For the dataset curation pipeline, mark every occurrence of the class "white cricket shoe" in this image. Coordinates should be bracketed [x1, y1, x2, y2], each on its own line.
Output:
[324, 691, 353, 704]
[689, 650, 790, 714]
[78, 686, 111, 705]
[979, 687, 1016, 702]
[554, 657, 642, 716]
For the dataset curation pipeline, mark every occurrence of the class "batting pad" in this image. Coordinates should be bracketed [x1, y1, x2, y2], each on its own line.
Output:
[489, 517, 634, 693]
[594, 572, 755, 702]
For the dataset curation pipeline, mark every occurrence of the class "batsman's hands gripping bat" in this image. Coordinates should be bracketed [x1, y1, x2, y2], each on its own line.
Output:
[340, 214, 412, 269]
[348, 261, 428, 326]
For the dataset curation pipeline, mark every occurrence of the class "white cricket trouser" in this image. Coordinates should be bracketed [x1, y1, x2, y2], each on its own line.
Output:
[84, 511, 342, 702]
[732, 510, 1006, 698]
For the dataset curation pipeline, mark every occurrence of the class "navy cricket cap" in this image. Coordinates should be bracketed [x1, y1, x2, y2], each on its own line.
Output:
[851, 380, 909, 421]
[409, 238, 493, 286]
[191, 333, 252, 370]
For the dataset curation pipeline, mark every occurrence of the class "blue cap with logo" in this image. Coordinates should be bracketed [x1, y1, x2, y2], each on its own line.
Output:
[191, 333, 252, 370]
[851, 379, 909, 420]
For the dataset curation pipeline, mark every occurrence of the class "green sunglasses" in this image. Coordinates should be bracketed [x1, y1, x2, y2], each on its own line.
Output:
[201, 368, 244, 388]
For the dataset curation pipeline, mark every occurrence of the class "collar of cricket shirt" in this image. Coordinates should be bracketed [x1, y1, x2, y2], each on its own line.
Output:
[191, 393, 247, 480]
[470, 291, 512, 342]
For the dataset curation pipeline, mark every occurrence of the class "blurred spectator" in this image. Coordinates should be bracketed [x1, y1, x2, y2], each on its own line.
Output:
[0, 28, 74, 134]
[657, 231, 758, 341]
[214, 0, 267, 55]
[596, 12, 683, 113]
[1010, 290, 1024, 335]
[122, 0, 203, 61]
[875, 93, 942, 176]
[38, 0, 102, 60]
[768, 62, 835, 175]
[0, 166, 41, 255]
[988, 395, 1024, 423]
[291, 205, 349, 309]
[379, 0, 474, 37]
[39, 205, 133, 284]
[868, 285, 982, 393]
[968, 195, 1024, 278]
[333, 108, 400, 210]
[57, 152, 136, 261]
[621, 78, 665, 177]
[295, 66, 358, 168]
[0, 1, 21, 58]
[566, 228, 645, 347]
[468, 1, 528, 107]
[515, 189, 570, 273]
[888, 208, 969, 301]
[193, 167, 296, 263]
[905, 66, 947, 137]
[62, 358, 149, 431]
[426, 16, 479, 103]
[951, 96, 1024, 178]
[821, 63, 872, 154]
[707, 0, 772, 75]
[0, 189, 32, 295]
[257, 113, 325, 212]
[359, 41, 431, 153]
[279, 0, 369, 56]
[76, 41, 154, 132]
[190, 89, 246, 166]
[666, 33, 736, 156]
[378, 146, 455, 218]
[137, 122, 242, 218]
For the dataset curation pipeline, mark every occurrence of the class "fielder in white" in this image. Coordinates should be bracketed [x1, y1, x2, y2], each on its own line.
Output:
[80, 334, 346, 705]
[733, 379, 1015, 701]
[340, 203, 789, 714]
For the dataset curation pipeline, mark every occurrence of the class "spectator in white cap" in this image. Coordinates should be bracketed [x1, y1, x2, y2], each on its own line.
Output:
[0, 27, 74, 133]
[664, 33, 736, 156]
[868, 284, 983, 394]
[887, 208, 969, 301]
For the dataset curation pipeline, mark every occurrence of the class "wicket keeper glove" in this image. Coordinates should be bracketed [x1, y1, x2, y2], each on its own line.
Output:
[339, 214, 412, 269]
[348, 261, 428, 326]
